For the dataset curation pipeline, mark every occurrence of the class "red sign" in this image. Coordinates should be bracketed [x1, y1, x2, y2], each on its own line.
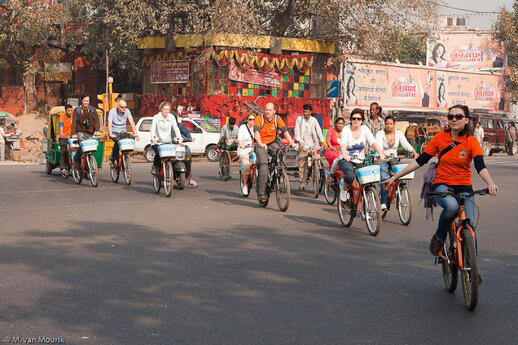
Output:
[151, 60, 190, 84]
[229, 60, 282, 88]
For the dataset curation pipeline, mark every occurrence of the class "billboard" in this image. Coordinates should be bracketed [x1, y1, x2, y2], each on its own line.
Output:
[150, 60, 190, 84]
[228, 60, 282, 88]
[427, 32, 506, 70]
[341, 61, 509, 112]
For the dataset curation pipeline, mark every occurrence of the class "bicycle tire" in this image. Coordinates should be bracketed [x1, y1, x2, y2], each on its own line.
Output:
[396, 184, 412, 225]
[276, 169, 290, 212]
[72, 164, 82, 185]
[324, 177, 338, 205]
[337, 188, 354, 227]
[110, 161, 120, 183]
[312, 162, 320, 198]
[442, 227, 458, 292]
[87, 154, 99, 188]
[152, 170, 161, 194]
[461, 227, 479, 310]
[122, 153, 131, 185]
[364, 186, 381, 236]
[163, 161, 173, 197]
[219, 151, 231, 181]
[319, 169, 326, 194]
[177, 171, 186, 190]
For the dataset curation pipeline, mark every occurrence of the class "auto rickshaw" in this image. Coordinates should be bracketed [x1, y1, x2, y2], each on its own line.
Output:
[44, 106, 105, 176]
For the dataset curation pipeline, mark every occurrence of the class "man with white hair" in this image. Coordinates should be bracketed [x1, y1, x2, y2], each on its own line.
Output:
[108, 99, 138, 165]
[254, 103, 295, 203]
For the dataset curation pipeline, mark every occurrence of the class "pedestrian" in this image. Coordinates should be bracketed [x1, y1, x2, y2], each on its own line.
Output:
[405, 123, 419, 152]
[474, 121, 484, 146]
[506, 121, 517, 156]
[0, 121, 12, 161]
[366, 102, 385, 135]
[294, 104, 324, 191]
[58, 104, 74, 174]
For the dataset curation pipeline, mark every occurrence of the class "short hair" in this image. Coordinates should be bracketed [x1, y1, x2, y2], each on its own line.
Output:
[228, 117, 236, 125]
[350, 108, 365, 121]
[384, 115, 395, 124]
[159, 101, 171, 110]
[334, 117, 345, 126]
[370, 102, 379, 109]
[80, 94, 90, 101]
[303, 104, 313, 111]
[65, 104, 73, 110]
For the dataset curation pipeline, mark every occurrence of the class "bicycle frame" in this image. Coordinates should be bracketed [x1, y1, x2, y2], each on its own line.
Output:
[440, 204, 476, 270]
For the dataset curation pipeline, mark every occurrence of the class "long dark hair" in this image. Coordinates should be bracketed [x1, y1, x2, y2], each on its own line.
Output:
[446, 105, 472, 136]
[432, 43, 446, 64]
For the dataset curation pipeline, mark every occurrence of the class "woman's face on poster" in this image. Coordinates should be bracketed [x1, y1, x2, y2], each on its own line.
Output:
[436, 44, 445, 58]
[439, 83, 445, 98]
[347, 77, 355, 92]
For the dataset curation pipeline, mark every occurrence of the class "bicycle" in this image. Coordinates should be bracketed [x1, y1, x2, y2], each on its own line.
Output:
[337, 156, 382, 236]
[381, 157, 414, 225]
[427, 188, 488, 310]
[219, 140, 239, 181]
[151, 142, 178, 197]
[69, 137, 101, 187]
[301, 147, 326, 198]
[258, 145, 290, 212]
[109, 136, 135, 185]
[324, 168, 342, 205]
[239, 145, 257, 197]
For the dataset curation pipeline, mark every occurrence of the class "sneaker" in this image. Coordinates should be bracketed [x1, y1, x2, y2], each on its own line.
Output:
[242, 184, 248, 195]
[429, 235, 443, 256]
[381, 203, 387, 211]
[258, 194, 267, 203]
[339, 189, 349, 202]
[188, 179, 199, 188]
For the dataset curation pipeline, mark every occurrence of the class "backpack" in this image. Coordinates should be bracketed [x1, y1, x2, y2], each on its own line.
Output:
[259, 114, 279, 130]
[75, 106, 96, 126]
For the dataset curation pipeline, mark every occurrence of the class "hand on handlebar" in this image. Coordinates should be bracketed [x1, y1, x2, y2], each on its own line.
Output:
[487, 182, 498, 196]
[379, 153, 387, 161]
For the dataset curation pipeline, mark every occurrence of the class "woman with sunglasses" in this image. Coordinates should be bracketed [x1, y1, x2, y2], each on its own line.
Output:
[237, 115, 256, 195]
[382, 105, 498, 258]
[337, 109, 386, 190]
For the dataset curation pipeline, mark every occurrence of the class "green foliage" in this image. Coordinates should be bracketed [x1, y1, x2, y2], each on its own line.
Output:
[495, 2, 518, 98]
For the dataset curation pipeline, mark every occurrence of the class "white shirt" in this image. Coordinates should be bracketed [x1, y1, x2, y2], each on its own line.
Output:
[375, 130, 414, 157]
[150, 113, 181, 144]
[0, 127, 11, 144]
[474, 127, 484, 144]
[340, 125, 377, 162]
[294, 115, 324, 150]
[237, 123, 255, 155]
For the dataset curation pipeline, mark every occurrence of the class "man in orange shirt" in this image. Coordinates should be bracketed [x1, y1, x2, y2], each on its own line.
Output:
[58, 104, 74, 174]
[254, 102, 295, 203]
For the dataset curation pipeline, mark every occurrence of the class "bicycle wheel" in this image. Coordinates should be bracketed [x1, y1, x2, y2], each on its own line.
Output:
[163, 161, 173, 197]
[324, 177, 338, 205]
[71, 164, 82, 185]
[122, 153, 131, 185]
[441, 227, 458, 292]
[396, 184, 412, 225]
[219, 151, 231, 181]
[363, 186, 381, 236]
[461, 227, 479, 310]
[152, 168, 161, 194]
[312, 163, 320, 198]
[276, 169, 290, 212]
[337, 188, 354, 227]
[110, 161, 119, 183]
[319, 169, 326, 194]
[87, 154, 99, 187]
[177, 171, 186, 190]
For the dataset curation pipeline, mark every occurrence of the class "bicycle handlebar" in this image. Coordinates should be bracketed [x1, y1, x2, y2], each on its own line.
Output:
[427, 188, 489, 198]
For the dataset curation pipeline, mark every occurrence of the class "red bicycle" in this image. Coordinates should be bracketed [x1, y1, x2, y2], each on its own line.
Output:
[381, 160, 414, 225]
[69, 137, 101, 187]
[110, 136, 135, 185]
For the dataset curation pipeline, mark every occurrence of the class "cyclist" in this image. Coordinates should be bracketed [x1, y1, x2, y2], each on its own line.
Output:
[108, 99, 138, 167]
[254, 102, 295, 204]
[382, 105, 498, 257]
[375, 115, 419, 210]
[337, 108, 386, 193]
[237, 114, 256, 195]
[218, 117, 239, 151]
[150, 101, 182, 175]
[294, 104, 324, 191]
[174, 117, 199, 188]
[325, 117, 345, 178]
[71, 95, 100, 168]
[58, 104, 74, 175]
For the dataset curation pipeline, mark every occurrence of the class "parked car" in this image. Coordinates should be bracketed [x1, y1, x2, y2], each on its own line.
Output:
[471, 114, 517, 156]
[135, 117, 221, 162]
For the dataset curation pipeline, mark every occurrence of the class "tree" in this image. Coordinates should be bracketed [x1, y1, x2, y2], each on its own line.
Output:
[0, 0, 68, 112]
[495, 2, 518, 99]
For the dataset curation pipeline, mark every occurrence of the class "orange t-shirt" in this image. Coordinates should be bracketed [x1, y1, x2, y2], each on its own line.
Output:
[424, 131, 483, 186]
[254, 115, 286, 145]
[58, 112, 73, 138]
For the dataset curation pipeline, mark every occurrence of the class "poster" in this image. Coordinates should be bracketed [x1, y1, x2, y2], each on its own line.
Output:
[229, 60, 282, 88]
[341, 61, 509, 112]
[150, 60, 190, 84]
[427, 32, 506, 70]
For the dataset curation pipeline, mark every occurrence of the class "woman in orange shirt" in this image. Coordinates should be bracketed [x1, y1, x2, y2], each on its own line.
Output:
[383, 105, 498, 257]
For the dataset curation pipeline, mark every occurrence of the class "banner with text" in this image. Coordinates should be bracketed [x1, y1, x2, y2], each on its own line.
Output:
[151, 60, 190, 84]
[229, 60, 282, 88]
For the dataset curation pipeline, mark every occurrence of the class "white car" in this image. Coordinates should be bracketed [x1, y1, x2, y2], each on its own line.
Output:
[135, 117, 221, 162]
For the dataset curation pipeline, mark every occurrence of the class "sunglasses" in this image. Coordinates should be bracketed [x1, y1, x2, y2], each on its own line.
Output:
[119, 106, 127, 109]
[447, 114, 466, 121]
[351, 117, 362, 121]
[248, 118, 255, 121]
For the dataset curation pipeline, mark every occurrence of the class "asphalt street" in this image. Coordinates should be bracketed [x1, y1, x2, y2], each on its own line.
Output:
[0, 155, 517, 345]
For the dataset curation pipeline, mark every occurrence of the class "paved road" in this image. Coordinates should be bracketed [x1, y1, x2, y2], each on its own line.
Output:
[0, 156, 517, 345]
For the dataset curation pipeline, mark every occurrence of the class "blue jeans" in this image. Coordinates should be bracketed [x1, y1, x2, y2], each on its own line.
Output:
[337, 159, 356, 184]
[379, 162, 391, 205]
[432, 184, 476, 241]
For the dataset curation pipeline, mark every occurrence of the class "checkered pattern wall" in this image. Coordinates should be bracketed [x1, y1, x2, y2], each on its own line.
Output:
[228, 69, 311, 98]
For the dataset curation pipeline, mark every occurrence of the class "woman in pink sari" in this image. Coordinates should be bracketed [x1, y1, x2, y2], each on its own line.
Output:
[325, 117, 345, 171]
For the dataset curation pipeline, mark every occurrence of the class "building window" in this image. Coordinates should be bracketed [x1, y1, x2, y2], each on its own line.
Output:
[311, 54, 326, 99]
[208, 61, 228, 95]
